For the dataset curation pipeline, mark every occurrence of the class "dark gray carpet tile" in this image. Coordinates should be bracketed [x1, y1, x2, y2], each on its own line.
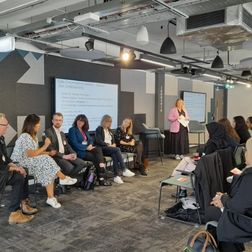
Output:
[1, 157, 252, 252]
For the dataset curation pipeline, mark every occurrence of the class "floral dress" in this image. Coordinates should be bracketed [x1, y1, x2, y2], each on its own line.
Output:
[11, 133, 60, 186]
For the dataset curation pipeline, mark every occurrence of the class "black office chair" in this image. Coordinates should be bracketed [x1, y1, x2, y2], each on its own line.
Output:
[140, 123, 165, 164]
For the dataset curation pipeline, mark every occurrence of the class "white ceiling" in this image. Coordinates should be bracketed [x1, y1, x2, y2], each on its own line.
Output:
[1, 0, 252, 82]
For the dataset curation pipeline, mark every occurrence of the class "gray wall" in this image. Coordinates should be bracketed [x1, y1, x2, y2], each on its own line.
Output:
[0, 50, 122, 144]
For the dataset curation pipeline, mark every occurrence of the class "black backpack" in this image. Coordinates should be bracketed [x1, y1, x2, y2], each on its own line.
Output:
[81, 164, 96, 190]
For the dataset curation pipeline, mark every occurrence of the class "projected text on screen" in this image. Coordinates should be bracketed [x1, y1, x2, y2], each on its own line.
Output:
[55, 78, 118, 132]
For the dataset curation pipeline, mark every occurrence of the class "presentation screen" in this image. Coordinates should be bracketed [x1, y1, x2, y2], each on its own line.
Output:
[54, 78, 118, 132]
[182, 91, 206, 123]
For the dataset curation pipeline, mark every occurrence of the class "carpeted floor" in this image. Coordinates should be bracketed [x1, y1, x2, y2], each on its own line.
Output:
[0, 157, 252, 252]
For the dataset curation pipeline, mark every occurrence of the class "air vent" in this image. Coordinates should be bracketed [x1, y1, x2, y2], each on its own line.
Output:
[186, 9, 225, 30]
[242, 8, 252, 30]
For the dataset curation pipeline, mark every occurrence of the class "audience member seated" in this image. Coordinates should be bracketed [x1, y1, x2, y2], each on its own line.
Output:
[0, 113, 37, 224]
[246, 116, 252, 136]
[218, 118, 240, 151]
[206, 137, 252, 252]
[114, 118, 147, 176]
[11, 114, 77, 209]
[198, 122, 230, 155]
[95, 115, 135, 184]
[233, 116, 250, 144]
[172, 122, 230, 198]
[68, 114, 110, 186]
[44, 113, 87, 178]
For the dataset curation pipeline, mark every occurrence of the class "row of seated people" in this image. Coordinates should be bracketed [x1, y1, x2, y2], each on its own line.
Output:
[168, 119, 252, 251]
[0, 112, 147, 225]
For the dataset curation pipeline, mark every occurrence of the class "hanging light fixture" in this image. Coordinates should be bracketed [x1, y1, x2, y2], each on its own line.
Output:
[85, 39, 94, 51]
[241, 70, 251, 77]
[211, 50, 224, 68]
[136, 25, 149, 45]
[160, 21, 176, 54]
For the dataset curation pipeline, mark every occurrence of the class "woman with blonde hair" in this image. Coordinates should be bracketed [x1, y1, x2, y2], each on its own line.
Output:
[114, 118, 147, 176]
[168, 98, 189, 160]
[95, 115, 135, 184]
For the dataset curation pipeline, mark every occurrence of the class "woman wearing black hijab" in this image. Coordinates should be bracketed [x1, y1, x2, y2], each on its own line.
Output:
[203, 122, 229, 155]
[233, 116, 250, 144]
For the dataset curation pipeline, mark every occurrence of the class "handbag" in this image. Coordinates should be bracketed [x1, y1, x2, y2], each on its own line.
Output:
[184, 230, 219, 252]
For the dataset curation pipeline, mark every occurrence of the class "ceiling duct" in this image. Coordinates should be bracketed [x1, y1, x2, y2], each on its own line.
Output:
[176, 4, 252, 50]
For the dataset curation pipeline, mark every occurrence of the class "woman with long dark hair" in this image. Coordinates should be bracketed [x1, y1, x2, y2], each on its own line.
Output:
[233, 116, 250, 144]
[218, 118, 239, 151]
[11, 114, 77, 208]
[68, 114, 110, 186]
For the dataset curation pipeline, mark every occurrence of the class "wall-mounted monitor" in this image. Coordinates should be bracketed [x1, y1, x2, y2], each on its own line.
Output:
[182, 91, 206, 123]
[54, 78, 118, 132]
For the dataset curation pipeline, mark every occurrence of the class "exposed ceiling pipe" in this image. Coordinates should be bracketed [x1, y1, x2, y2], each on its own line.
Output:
[151, 0, 189, 18]
[81, 31, 252, 83]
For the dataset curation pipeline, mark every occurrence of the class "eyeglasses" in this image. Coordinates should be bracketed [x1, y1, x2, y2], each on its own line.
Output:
[0, 123, 8, 127]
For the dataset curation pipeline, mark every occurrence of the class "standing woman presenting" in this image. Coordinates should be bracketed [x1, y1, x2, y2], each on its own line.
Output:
[168, 98, 189, 160]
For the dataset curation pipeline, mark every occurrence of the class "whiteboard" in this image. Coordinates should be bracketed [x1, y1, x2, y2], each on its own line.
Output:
[182, 91, 206, 123]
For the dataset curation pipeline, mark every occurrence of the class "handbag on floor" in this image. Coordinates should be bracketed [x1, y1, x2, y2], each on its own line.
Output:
[184, 230, 219, 252]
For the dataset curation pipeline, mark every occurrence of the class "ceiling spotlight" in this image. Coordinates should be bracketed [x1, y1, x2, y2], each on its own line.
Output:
[160, 21, 176, 54]
[211, 50, 224, 68]
[85, 39, 94, 51]
[121, 49, 136, 62]
[136, 25, 149, 45]
[241, 70, 251, 77]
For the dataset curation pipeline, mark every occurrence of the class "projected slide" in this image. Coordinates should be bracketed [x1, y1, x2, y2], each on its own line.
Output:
[183, 91, 206, 123]
[55, 78, 118, 132]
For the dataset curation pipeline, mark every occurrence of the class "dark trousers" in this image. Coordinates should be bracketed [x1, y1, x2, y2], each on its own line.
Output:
[7, 172, 28, 212]
[206, 206, 245, 252]
[102, 146, 125, 176]
[54, 156, 87, 177]
[84, 147, 104, 179]
[135, 142, 144, 164]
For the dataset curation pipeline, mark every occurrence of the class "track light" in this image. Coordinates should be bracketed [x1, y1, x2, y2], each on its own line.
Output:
[160, 21, 176, 54]
[121, 49, 136, 62]
[136, 25, 149, 45]
[241, 70, 251, 77]
[211, 50, 224, 68]
[85, 39, 94, 51]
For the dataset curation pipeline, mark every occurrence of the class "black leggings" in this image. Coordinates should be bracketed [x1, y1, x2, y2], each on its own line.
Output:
[84, 147, 105, 179]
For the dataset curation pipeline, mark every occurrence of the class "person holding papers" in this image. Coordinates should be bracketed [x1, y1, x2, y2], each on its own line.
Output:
[168, 98, 189, 160]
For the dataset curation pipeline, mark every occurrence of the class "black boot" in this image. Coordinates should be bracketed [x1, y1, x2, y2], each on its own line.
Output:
[139, 164, 147, 176]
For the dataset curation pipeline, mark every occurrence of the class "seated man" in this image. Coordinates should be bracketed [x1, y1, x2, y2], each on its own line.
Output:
[44, 112, 87, 178]
[0, 113, 37, 224]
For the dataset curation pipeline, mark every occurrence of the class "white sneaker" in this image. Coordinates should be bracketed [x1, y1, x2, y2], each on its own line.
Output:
[46, 197, 61, 208]
[59, 176, 77, 186]
[113, 176, 124, 184]
[180, 155, 184, 159]
[175, 155, 181, 160]
[122, 168, 135, 177]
